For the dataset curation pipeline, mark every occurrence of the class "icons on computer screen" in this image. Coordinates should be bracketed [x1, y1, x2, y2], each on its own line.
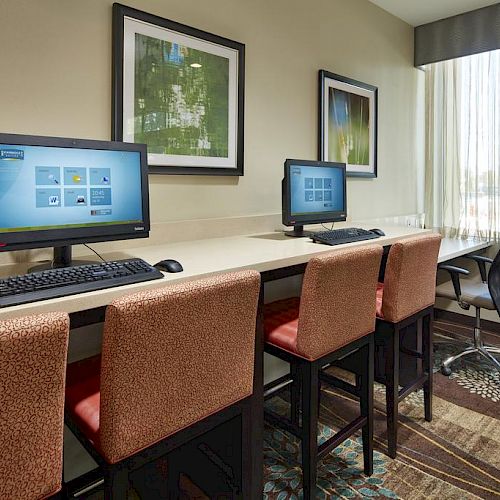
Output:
[90, 168, 111, 186]
[303, 176, 333, 204]
[90, 188, 112, 206]
[36, 188, 61, 208]
[35, 166, 61, 186]
[64, 167, 87, 185]
[64, 188, 87, 207]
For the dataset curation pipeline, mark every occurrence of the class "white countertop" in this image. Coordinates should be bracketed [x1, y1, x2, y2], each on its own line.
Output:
[437, 237, 491, 263]
[0, 226, 490, 320]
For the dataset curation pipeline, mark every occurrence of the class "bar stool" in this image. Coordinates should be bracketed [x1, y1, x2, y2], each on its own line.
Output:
[263, 245, 383, 499]
[64, 270, 260, 499]
[374, 233, 441, 458]
[0, 312, 69, 500]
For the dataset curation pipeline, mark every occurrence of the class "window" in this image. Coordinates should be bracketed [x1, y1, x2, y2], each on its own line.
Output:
[425, 49, 500, 239]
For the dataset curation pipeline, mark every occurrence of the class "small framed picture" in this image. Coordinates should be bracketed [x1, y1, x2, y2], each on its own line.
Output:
[112, 3, 245, 175]
[319, 70, 378, 178]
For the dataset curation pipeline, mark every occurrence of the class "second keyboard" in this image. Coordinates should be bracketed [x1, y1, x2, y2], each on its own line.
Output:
[310, 228, 380, 246]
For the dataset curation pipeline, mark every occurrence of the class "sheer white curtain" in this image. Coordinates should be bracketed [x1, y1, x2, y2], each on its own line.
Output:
[425, 50, 500, 239]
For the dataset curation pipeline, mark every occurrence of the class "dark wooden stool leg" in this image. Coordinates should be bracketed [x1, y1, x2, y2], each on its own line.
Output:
[360, 337, 374, 476]
[416, 317, 423, 378]
[317, 377, 322, 416]
[385, 326, 400, 459]
[166, 447, 182, 500]
[301, 362, 319, 500]
[423, 312, 433, 422]
[290, 362, 301, 426]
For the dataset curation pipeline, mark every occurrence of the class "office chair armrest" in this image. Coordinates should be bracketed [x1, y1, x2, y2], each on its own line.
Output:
[438, 264, 470, 301]
[465, 254, 493, 282]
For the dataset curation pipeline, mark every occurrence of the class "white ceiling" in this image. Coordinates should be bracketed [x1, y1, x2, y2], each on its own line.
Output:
[367, 0, 499, 26]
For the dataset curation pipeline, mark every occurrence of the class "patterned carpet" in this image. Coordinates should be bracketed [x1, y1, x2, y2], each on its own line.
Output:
[263, 319, 500, 499]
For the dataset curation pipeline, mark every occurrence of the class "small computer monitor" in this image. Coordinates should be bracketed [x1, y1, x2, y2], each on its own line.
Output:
[282, 159, 346, 237]
[0, 133, 150, 270]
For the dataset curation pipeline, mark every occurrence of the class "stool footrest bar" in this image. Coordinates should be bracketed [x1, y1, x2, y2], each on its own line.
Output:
[318, 416, 367, 459]
[264, 408, 302, 439]
[320, 371, 360, 397]
[398, 374, 428, 402]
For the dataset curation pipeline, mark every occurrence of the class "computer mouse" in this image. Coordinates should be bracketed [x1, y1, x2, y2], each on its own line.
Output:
[369, 228, 385, 236]
[154, 259, 184, 273]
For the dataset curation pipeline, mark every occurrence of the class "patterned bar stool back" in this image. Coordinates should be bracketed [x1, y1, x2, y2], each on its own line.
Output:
[0, 312, 69, 500]
[99, 270, 261, 463]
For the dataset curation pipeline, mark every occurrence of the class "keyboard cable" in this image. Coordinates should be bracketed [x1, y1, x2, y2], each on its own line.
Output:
[83, 244, 106, 263]
[321, 222, 335, 232]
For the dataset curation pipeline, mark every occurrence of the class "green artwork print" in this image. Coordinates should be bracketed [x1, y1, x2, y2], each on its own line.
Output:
[134, 33, 229, 158]
[328, 88, 370, 166]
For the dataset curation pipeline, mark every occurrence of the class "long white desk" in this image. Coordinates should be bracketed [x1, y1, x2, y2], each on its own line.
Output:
[0, 227, 491, 321]
[437, 237, 491, 263]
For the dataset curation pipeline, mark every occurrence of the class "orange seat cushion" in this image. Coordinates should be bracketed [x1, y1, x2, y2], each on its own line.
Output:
[376, 282, 384, 319]
[65, 355, 102, 453]
[263, 297, 300, 354]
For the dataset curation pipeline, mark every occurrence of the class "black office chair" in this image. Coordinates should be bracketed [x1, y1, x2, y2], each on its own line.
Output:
[436, 253, 500, 375]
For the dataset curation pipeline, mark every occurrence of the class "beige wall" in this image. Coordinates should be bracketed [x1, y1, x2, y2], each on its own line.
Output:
[0, 0, 423, 224]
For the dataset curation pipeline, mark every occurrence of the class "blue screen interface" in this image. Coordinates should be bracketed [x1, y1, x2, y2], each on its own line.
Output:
[290, 164, 345, 216]
[0, 144, 144, 232]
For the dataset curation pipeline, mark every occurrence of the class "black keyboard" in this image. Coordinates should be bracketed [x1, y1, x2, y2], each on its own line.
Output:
[0, 258, 164, 308]
[311, 228, 381, 246]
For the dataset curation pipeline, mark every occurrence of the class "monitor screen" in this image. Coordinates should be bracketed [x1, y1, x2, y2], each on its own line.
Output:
[0, 134, 149, 252]
[282, 159, 346, 228]
[290, 164, 345, 217]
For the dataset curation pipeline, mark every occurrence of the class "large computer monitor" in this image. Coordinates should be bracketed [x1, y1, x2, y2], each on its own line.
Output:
[282, 159, 346, 237]
[0, 133, 150, 270]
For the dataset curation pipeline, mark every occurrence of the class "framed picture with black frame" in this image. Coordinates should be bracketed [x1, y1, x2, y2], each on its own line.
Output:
[112, 3, 245, 176]
[318, 70, 378, 178]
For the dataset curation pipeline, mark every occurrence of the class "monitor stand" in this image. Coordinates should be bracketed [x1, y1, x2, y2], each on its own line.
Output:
[28, 245, 96, 273]
[284, 225, 314, 238]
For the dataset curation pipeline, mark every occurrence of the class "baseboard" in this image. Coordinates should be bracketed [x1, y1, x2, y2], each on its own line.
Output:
[434, 308, 500, 337]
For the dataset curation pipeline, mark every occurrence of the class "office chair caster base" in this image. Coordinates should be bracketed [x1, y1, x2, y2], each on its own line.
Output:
[441, 347, 477, 376]
[441, 365, 452, 376]
[441, 344, 500, 376]
[480, 347, 500, 374]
